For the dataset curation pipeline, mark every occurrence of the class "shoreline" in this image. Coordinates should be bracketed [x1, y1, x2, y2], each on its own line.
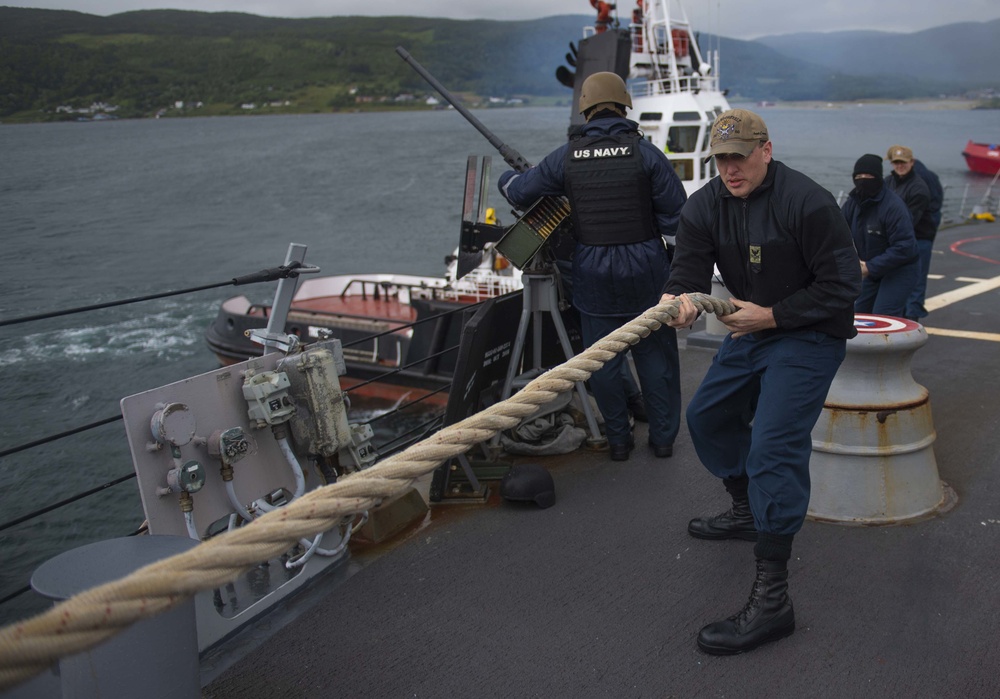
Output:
[737, 98, 983, 111]
[2, 97, 993, 126]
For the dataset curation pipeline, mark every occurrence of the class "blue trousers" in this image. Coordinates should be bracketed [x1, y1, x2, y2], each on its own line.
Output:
[556, 259, 641, 399]
[686, 330, 846, 535]
[580, 312, 680, 447]
[856, 259, 920, 318]
[905, 238, 934, 320]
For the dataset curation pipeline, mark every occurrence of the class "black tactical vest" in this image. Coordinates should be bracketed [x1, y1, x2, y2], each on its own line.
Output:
[564, 131, 656, 245]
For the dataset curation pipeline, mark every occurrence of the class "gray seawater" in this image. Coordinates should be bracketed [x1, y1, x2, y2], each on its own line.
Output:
[1, 103, 998, 625]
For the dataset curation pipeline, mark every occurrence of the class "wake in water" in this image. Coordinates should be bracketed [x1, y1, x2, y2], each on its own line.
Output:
[0, 301, 215, 368]
[349, 390, 413, 422]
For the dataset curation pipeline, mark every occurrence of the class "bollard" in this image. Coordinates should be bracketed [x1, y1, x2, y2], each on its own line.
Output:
[808, 315, 953, 524]
[30, 536, 201, 699]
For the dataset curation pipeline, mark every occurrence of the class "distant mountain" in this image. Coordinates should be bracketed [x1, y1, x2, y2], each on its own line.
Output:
[755, 19, 1000, 87]
[711, 34, 958, 102]
[0, 7, 995, 121]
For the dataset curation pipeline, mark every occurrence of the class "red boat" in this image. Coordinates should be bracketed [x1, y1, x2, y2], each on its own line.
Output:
[961, 140, 1000, 175]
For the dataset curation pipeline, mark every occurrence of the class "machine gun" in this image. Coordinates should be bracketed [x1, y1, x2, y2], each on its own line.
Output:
[395, 46, 572, 271]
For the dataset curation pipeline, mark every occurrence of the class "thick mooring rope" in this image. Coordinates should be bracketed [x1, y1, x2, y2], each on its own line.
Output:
[0, 293, 734, 690]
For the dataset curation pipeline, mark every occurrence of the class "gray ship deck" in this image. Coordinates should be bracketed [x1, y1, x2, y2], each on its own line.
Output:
[204, 220, 1000, 699]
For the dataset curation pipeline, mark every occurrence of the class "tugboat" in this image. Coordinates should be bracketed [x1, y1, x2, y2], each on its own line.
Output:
[205, 160, 521, 398]
[204, 242, 521, 393]
[559, 0, 731, 195]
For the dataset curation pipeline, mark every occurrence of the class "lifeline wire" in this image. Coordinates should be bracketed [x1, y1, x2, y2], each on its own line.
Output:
[0, 415, 122, 460]
[338, 296, 495, 350]
[0, 263, 313, 328]
[366, 385, 451, 425]
[345, 346, 458, 392]
[0, 473, 137, 534]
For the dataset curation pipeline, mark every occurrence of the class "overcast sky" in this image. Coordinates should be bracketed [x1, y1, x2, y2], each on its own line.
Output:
[5, 0, 1000, 40]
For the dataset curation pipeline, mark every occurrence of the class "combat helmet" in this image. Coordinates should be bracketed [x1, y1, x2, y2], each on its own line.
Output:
[500, 463, 556, 509]
[578, 71, 632, 114]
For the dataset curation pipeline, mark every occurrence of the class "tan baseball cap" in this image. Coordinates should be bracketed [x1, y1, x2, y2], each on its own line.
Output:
[709, 109, 769, 158]
[887, 145, 913, 163]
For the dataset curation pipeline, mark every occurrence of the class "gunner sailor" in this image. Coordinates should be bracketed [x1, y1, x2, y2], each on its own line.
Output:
[498, 71, 687, 461]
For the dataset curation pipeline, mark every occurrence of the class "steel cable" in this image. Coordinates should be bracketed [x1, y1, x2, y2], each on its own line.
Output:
[0, 263, 314, 329]
[0, 415, 123, 460]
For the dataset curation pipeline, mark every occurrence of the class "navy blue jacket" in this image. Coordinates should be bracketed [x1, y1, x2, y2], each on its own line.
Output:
[498, 116, 686, 317]
[912, 159, 944, 229]
[664, 160, 861, 339]
[885, 169, 935, 240]
[842, 186, 918, 280]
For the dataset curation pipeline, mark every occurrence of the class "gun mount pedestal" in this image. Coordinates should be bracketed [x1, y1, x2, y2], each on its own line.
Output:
[497, 258, 605, 449]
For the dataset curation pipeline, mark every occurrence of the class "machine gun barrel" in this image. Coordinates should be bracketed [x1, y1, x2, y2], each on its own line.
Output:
[395, 46, 532, 174]
[395, 46, 572, 269]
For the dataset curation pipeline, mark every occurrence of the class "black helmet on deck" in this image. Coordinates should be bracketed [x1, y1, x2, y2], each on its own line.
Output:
[578, 71, 632, 114]
[500, 463, 556, 509]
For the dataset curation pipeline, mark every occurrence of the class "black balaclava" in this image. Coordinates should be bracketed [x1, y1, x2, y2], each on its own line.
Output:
[853, 153, 884, 201]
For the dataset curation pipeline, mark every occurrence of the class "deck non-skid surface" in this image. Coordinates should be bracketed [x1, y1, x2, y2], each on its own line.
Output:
[206, 221, 1000, 699]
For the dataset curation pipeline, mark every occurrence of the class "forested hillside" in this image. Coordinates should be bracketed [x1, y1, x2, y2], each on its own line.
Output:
[0, 8, 595, 119]
[0, 7, 994, 122]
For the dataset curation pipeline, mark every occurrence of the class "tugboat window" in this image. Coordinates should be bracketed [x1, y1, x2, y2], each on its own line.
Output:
[672, 111, 701, 121]
[668, 125, 700, 153]
[672, 159, 695, 181]
[639, 112, 663, 121]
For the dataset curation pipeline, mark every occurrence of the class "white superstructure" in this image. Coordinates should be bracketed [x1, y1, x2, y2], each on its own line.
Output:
[580, 0, 731, 195]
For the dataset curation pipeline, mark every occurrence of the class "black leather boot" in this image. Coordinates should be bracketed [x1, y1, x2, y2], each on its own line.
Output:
[687, 476, 757, 541]
[697, 558, 795, 655]
[609, 434, 635, 462]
